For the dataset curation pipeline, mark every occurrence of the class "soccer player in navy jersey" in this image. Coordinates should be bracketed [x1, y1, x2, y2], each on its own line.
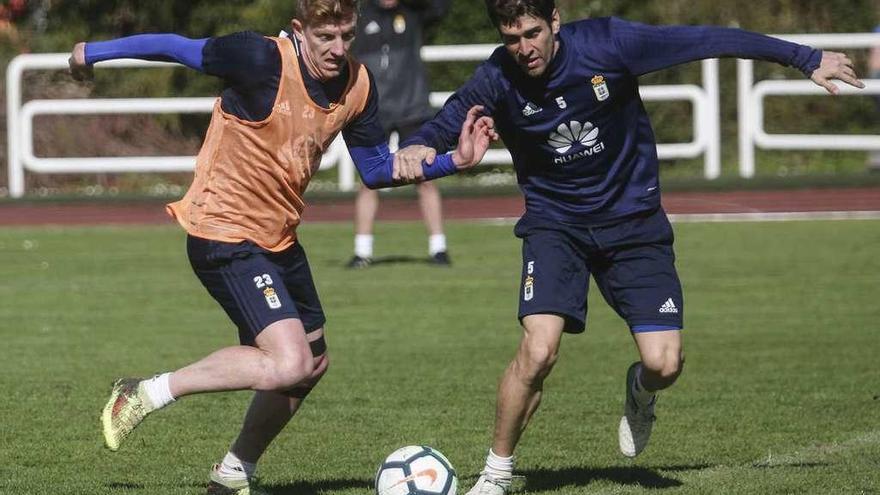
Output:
[394, 1, 864, 493]
[68, 1, 495, 493]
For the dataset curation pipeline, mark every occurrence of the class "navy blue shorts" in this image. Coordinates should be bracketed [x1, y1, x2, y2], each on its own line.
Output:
[515, 208, 683, 334]
[187, 235, 326, 346]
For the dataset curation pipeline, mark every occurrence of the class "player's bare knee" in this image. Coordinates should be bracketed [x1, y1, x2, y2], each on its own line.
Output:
[516, 341, 558, 381]
[642, 349, 683, 383]
[265, 353, 316, 391]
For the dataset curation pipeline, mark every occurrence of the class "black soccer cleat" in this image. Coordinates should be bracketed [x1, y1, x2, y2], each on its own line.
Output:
[345, 255, 372, 269]
[430, 251, 451, 266]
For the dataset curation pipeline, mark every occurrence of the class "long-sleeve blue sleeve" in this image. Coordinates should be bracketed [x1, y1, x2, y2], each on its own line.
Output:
[85, 34, 208, 71]
[349, 144, 458, 189]
[610, 17, 821, 77]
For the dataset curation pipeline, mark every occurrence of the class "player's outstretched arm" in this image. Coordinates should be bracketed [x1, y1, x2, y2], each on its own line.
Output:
[810, 51, 865, 95]
[68, 34, 208, 82]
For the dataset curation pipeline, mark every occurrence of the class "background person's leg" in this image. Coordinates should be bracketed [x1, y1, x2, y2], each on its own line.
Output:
[416, 181, 449, 264]
[350, 185, 379, 267]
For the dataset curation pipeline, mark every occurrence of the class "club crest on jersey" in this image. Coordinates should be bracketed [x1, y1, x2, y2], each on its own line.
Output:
[522, 102, 543, 117]
[264, 287, 282, 309]
[393, 14, 406, 33]
[591, 75, 610, 102]
[524, 275, 534, 301]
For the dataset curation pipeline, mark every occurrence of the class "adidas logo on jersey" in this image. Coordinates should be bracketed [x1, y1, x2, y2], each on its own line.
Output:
[659, 298, 678, 314]
[274, 101, 292, 116]
[549, 120, 606, 163]
[522, 102, 543, 117]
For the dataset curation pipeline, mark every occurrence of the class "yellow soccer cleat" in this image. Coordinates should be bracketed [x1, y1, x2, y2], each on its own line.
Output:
[100, 378, 153, 451]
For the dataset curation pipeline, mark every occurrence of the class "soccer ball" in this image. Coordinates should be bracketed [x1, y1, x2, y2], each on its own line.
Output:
[375, 445, 458, 495]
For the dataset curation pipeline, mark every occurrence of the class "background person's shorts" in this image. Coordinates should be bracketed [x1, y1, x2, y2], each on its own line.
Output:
[187, 235, 326, 345]
[515, 208, 683, 333]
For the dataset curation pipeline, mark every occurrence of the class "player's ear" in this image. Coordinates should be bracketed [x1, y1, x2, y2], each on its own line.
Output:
[291, 19, 305, 41]
[551, 8, 561, 35]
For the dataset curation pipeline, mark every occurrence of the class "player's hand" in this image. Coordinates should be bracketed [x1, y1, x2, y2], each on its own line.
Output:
[810, 51, 864, 95]
[452, 105, 498, 170]
[69, 42, 94, 82]
[393, 145, 434, 183]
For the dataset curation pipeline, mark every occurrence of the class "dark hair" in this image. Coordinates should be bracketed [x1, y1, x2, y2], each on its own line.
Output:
[484, 0, 555, 28]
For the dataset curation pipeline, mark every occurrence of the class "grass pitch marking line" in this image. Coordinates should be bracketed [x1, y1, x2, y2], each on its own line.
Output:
[675, 430, 880, 484]
[474, 211, 880, 226]
[554, 430, 880, 494]
[746, 430, 880, 469]
[668, 211, 880, 223]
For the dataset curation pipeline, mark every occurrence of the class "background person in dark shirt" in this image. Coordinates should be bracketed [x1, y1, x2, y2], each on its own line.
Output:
[347, 0, 452, 268]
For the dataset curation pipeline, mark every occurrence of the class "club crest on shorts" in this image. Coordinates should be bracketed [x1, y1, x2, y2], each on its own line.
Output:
[591, 75, 610, 102]
[524, 275, 535, 301]
[263, 287, 282, 309]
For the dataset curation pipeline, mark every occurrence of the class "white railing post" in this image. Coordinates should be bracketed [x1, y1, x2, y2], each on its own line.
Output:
[7, 55, 26, 198]
[702, 58, 721, 179]
[737, 59, 756, 178]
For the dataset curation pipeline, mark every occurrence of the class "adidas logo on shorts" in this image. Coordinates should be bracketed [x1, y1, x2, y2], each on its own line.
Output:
[659, 298, 678, 314]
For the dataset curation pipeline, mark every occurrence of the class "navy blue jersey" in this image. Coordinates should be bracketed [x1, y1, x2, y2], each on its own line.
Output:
[405, 17, 822, 225]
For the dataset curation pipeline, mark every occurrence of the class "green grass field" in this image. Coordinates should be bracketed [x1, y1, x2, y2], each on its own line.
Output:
[1, 219, 878, 495]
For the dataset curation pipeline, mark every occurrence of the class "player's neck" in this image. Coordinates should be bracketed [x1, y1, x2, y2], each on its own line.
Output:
[300, 46, 328, 82]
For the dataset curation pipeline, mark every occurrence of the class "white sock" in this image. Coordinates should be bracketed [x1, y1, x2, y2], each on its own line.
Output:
[218, 451, 256, 481]
[141, 372, 175, 411]
[428, 234, 447, 256]
[632, 364, 656, 406]
[354, 234, 373, 259]
[483, 449, 514, 485]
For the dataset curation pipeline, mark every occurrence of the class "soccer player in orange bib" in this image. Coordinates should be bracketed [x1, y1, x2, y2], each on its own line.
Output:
[68, 1, 495, 493]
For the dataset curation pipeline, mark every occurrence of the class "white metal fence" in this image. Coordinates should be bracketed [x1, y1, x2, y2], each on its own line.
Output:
[5, 45, 720, 197]
[6, 33, 875, 197]
[737, 32, 880, 178]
